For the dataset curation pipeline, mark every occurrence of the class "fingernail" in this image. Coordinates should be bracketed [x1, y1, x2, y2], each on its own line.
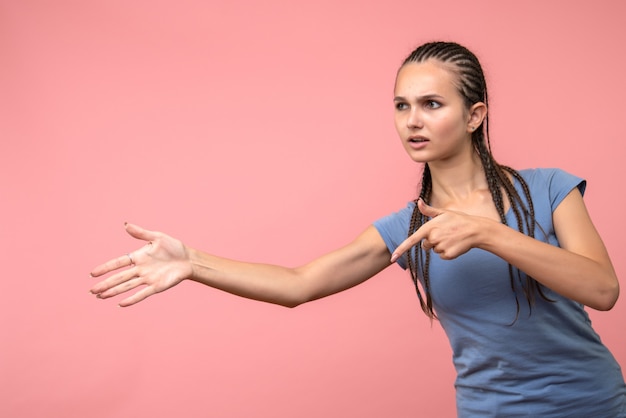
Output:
[390, 253, 398, 263]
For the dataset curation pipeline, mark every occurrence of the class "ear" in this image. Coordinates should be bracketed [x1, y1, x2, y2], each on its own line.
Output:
[466, 102, 487, 133]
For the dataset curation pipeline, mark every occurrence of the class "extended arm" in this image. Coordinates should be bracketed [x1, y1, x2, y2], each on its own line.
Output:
[90, 224, 392, 307]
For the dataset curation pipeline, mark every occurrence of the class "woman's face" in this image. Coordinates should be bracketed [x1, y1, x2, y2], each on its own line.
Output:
[393, 60, 475, 165]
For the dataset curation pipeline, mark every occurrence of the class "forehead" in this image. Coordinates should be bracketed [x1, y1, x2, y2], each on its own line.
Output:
[394, 60, 459, 97]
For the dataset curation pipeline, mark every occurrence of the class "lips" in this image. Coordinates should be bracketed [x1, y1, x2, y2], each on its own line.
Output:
[406, 135, 430, 151]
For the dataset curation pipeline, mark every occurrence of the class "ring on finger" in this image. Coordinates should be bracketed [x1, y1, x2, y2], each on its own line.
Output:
[127, 253, 134, 266]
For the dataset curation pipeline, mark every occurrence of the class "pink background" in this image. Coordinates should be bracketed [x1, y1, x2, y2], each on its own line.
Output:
[2, 1, 625, 417]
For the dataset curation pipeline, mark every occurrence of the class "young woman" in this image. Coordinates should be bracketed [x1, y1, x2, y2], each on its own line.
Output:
[90, 41, 626, 416]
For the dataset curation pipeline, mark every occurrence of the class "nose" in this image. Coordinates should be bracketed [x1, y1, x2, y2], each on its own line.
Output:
[407, 108, 423, 129]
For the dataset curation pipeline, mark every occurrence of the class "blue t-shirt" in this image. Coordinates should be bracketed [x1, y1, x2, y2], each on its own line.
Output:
[373, 168, 626, 417]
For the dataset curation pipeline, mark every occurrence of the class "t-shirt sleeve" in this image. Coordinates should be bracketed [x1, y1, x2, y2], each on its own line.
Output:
[372, 202, 415, 270]
[541, 168, 586, 211]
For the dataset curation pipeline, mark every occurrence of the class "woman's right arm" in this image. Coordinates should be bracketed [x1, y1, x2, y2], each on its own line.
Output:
[90, 223, 392, 307]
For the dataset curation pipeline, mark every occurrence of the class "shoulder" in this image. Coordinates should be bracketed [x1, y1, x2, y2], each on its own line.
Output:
[517, 167, 586, 195]
[515, 168, 586, 213]
[372, 201, 416, 238]
[372, 201, 416, 270]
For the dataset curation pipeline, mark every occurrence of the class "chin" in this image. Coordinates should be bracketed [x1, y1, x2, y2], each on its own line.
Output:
[405, 152, 429, 164]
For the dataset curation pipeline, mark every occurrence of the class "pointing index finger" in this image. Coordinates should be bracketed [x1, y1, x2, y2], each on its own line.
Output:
[390, 227, 427, 263]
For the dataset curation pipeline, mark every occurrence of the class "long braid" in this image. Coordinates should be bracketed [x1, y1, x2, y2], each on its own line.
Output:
[402, 42, 549, 321]
[407, 165, 434, 318]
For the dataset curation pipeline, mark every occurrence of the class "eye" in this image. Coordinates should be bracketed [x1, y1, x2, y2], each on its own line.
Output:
[395, 102, 409, 111]
[425, 100, 441, 109]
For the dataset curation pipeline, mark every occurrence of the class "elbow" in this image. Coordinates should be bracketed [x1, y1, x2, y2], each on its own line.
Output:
[278, 272, 319, 308]
[280, 289, 323, 309]
[277, 291, 311, 309]
[593, 281, 620, 311]
[594, 299, 617, 312]
[281, 298, 304, 309]
[265, 294, 303, 308]
[283, 291, 321, 308]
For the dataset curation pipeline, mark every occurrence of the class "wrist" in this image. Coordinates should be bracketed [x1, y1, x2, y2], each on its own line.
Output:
[184, 246, 200, 282]
[475, 217, 501, 251]
[184, 246, 221, 284]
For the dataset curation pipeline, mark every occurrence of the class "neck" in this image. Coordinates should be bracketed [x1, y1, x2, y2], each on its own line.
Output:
[427, 150, 488, 206]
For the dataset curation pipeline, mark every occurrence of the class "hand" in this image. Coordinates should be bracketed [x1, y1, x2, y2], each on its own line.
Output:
[89, 223, 193, 307]
[390, 199, 484, 262]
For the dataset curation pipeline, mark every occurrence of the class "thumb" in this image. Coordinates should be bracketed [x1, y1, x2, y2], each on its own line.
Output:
[124, 222, 159, 242]
[417, 198, 444, 219]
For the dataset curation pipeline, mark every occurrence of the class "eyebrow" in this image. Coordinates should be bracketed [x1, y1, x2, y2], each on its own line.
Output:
[393, 94, 445, 102]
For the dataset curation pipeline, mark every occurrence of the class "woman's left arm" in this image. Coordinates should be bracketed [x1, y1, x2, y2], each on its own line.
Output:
[391, 191, 619, 310]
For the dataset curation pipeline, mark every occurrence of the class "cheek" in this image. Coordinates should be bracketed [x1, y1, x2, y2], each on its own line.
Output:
[434, 113, 466, 137]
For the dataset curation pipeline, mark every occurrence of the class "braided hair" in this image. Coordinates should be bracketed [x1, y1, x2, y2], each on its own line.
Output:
[402, 41, 550, 321]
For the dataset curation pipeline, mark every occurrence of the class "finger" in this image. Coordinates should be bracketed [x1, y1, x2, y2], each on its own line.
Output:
[118, 286, 157, 307]
[417, 198, 444, 219]
[90, 268, 138, 294]
[97, 276, 144, 299]
[421, 239, 434, 251]
[390, 229, 427, 263]
[125, 223, 159, 243]
[90, 253, 135, 277]
[89, 224, 156, 277]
